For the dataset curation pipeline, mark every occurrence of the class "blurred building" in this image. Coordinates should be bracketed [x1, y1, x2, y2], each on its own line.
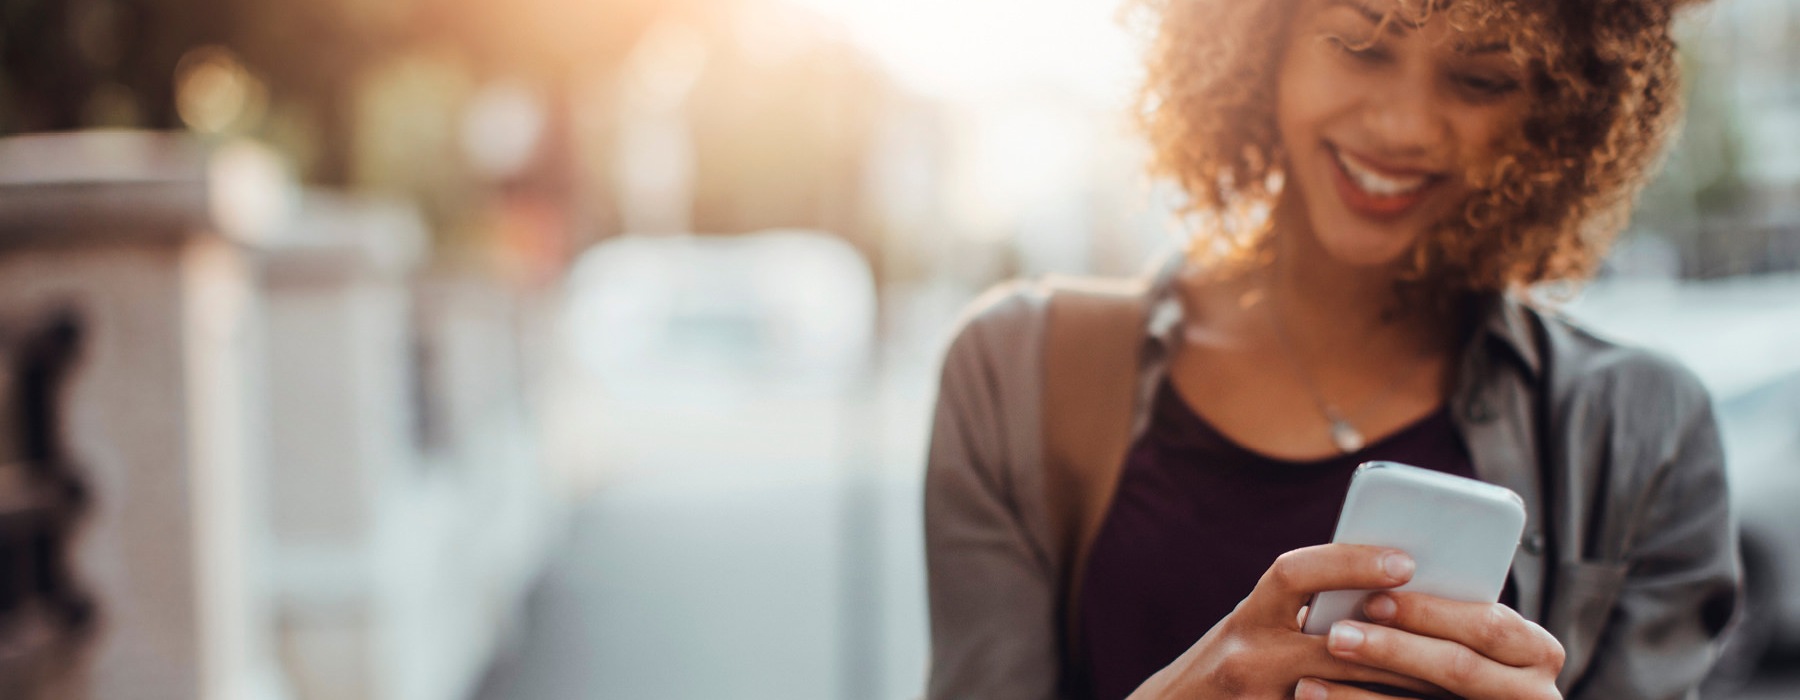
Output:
[1628, 0, 1800, 278]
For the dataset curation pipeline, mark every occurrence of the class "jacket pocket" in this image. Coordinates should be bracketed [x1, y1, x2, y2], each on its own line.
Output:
[1548, 560, 1630, 691]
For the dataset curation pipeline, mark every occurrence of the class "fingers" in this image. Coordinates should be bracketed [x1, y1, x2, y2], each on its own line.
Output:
[1281, 633, 1451, 698]
[1295, 677, 1454, 700]
[1245, 544, 1415, 627]
[1363, 592, 1564, 671]
[1324, 620, 1562, 700]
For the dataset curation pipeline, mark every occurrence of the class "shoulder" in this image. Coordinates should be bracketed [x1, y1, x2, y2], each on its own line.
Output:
[938, 275, 1154, 381]
[1533, 307, 1713, 419]
[947, 279, 1052, 347]
[1528, 305, 1721, 481]
[938, 280, 1053, 381]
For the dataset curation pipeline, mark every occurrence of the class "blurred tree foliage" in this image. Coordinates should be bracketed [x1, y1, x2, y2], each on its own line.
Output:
[0, 0, 226, 131]
[0, 0, 661, 174]
[0, 0, 896, 258]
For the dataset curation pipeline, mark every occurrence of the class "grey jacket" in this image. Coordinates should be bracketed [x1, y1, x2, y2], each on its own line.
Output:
[924, 259, 1740, 699]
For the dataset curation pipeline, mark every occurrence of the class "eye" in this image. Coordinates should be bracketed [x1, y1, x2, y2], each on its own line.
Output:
[1454, 72, 1521, 99]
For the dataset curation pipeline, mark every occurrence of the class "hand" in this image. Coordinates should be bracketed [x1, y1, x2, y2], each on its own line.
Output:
[1128, 544, 1447, 699]
[1297, 591, 1565, 700]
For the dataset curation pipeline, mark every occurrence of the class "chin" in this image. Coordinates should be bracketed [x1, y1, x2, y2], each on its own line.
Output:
[1307, 212, 1423, 269]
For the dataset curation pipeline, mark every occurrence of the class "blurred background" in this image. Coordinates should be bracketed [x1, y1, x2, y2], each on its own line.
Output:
[0, 0, 1793, 698]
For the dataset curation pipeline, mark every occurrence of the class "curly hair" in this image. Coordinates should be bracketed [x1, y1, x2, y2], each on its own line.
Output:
[1134, 0, 1706, 294]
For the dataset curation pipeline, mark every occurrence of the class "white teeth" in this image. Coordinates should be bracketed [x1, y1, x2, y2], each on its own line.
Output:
[1335, 149, 1429, 196]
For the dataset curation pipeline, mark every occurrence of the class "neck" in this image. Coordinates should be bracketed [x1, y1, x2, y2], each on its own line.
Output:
[1258, 190, 1446, 359]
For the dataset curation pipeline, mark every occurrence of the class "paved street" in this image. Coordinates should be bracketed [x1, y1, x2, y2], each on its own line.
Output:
[472, 460, 928, 700]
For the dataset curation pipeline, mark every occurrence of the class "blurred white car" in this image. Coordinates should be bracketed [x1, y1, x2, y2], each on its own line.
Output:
[1565, 274, 1800, 682]
[553, 229, 878, 480]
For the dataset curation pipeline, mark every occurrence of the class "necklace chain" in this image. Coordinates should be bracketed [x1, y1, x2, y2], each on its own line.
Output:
[1262, 296, 1421, 455]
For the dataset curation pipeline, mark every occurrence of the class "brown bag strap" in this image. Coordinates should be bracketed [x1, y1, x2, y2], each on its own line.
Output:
[1042, 276, 1152, 686]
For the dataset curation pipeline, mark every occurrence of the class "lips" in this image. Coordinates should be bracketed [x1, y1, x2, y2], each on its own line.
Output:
[1327, 144, 1443, 220]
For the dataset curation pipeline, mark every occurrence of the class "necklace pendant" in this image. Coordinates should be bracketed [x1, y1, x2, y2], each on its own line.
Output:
[1330, 418, 1366, 454]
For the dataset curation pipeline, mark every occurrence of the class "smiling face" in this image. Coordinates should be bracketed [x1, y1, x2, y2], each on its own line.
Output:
[1275, 0, 1534, 268]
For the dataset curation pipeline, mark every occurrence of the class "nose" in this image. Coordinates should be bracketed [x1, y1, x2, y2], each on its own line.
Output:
[1361, 75, 1447, 158]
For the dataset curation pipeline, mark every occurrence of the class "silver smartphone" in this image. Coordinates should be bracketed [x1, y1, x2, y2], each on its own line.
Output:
[1301, 461, 1527, 635]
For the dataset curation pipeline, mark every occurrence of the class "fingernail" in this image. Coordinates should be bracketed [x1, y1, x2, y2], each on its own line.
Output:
[1296, 678, 1328, 700]
[1382, 552, 1415, 580]
[1364, 593, 1397, 621]
[1329, 622, 1365, 652]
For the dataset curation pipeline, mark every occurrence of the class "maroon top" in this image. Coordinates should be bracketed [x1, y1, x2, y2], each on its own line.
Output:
[1078, 380, 1508, 700]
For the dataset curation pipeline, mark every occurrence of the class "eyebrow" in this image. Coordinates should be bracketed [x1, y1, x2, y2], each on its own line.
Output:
[1455, 40, 1511, 55]
[1328, 0, 1410, 36]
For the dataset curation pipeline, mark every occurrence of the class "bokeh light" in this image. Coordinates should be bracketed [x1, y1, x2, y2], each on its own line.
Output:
[176, 45, 265, 134]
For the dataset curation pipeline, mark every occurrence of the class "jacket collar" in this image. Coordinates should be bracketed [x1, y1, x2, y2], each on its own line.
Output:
[1138, 250, 1542, 380]
[1476, 291, 1543, 379]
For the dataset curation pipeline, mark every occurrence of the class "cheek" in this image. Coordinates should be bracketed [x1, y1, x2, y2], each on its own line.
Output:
[1447, 107, 1532, 186]
[1275, 44, 1364, 159]
[1276, 49, 1325, 137]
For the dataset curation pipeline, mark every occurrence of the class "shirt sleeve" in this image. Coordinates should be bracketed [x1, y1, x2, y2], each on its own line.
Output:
[1567, 376, 1740, 700]
[924, 288, 1065, 700]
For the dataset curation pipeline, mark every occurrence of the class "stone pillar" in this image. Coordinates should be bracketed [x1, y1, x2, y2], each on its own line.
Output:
[257, 192, 426, 700]
[0, 130, 294, 700]
[261, 194, 559, 700]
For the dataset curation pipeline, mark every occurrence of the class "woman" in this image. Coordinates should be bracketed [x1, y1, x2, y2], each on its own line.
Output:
[924, 0, 1738, 699]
